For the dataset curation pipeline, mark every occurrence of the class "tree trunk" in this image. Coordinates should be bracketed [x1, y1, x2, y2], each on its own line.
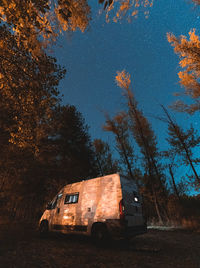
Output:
[116, 133, 135, 181]
[169, 165, 181, 201]
[96, 155, 104, 176]
[152, 186, 163, 224]
[184, 145, 200, 185]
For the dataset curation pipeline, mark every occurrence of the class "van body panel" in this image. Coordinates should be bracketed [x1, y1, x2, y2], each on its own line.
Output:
[39, 173, 146, 238]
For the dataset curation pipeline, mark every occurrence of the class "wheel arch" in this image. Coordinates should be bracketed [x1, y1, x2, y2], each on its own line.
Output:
[91, 222, 108, 235]
[39, 219, 49, 233]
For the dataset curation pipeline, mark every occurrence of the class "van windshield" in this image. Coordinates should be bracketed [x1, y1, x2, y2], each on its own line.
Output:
[50, 193, 63, 209]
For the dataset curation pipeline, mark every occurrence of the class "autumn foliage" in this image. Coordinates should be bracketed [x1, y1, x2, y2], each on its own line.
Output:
[167, 30, 200, 113]
[0, 0, 91, 57]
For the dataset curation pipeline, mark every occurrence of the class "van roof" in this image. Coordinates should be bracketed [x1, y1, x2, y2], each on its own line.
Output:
[65, 173, 119, 187]
[59, 173, 138, 192]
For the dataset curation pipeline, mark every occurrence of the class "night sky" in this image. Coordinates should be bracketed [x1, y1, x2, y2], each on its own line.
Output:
[54, 0, 200, 188]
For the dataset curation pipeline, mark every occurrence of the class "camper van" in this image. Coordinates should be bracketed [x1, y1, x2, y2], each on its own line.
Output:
[39, 173, 147, 241]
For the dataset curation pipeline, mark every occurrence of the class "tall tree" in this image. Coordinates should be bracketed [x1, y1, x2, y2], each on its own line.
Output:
[93, 139, 119, 176]
[162, 106, 200, 188]
[52, 105, 98, 185]
[0, 104, 99, 220]
[0, 25, 65, 156]
[103, 111, 136, 181]
[0, 25, 65, 220]
[115, 70, 169, 223]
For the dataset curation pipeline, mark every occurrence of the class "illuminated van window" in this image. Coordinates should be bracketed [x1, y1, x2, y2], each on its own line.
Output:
[64, 193, 79, 204]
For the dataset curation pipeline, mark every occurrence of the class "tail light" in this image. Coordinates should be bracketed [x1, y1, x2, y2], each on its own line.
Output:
[119, 199, 125, 220]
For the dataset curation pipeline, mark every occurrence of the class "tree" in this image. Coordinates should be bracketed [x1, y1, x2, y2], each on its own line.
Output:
[162, 105, 200, 188]
[168, 0, 200, 109]
[103, 111, 136, 181]
[115, 70, 169, 223]
[167, 163, 187, 222]
[93, 139, 120, 176]
[52, 105, 98, 185]
[0, 25, 65, 220]
[167, 30, 200, 114]
[0, 104, 99, 220]
[0, 25, 65, 156]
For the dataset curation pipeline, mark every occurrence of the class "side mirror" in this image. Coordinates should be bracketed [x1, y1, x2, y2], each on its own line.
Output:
[46, 202, 52, 210]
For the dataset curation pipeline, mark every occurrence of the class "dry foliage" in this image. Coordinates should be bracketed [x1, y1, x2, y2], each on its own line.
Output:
[0, 0, 91, 57]
[0, 0, 154, 57]
[167, 30, 200, 113]
[101, 0, 153, 22]
[0, 26, 65, 154]
[116, 70, 131, 90]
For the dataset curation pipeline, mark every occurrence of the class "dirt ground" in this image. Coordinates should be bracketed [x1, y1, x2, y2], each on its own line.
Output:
[0, 224, 200, 268]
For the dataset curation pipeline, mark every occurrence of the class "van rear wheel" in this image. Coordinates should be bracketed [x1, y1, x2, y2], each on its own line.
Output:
[92, 224, 108, 244]
[39, 220, 49, 238]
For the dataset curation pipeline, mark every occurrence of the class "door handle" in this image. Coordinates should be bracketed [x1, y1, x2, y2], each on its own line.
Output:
[57, 207, 60, 214]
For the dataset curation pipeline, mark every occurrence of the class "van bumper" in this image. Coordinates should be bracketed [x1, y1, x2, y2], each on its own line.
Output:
[106, 219, 147, 239]
[123, 224, 147, 238]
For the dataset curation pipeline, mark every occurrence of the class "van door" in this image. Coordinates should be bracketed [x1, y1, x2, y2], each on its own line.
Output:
[53, 192, 86, 233]
[50, 193, 64, 231]
[61, 193, 79, 231]
[123, 190, 145, 228]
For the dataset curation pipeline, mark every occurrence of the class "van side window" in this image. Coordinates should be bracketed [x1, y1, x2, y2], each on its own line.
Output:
[133, 191, 139, 203]
[64, 193, 79, 204]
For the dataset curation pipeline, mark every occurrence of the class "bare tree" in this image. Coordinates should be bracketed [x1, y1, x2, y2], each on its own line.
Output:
[162, 105, 200, 188]
[93, 139, 120, 176]
[103, 112, 136, 181]
[115, 70, 169, 223]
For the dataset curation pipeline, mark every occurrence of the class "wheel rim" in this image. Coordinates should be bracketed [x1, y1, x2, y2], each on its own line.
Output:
[97, 229, 103, 240]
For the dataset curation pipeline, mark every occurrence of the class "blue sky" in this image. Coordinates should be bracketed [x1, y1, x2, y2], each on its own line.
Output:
[53, 0, 200, 192]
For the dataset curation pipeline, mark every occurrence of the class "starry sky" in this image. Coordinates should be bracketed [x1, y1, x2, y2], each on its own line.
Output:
[54, 0, 200, 189]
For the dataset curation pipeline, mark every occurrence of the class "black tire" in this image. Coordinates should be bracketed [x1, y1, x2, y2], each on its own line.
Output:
[121, 236, 131, 249]
[39, 220, 49, 238]
[92, 224, 108, 245]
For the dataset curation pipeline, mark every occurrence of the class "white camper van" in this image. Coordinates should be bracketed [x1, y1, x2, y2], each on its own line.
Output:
[39, 173, 147, 241]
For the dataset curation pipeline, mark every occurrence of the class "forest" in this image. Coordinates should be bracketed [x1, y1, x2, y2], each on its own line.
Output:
[0, 0, 200, 231]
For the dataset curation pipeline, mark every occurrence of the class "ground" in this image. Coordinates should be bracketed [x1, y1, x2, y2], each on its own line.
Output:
[0, 224, 200, 268]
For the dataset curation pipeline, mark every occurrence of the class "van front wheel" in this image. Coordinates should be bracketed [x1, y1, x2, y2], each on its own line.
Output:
[39, 220, 49, 238]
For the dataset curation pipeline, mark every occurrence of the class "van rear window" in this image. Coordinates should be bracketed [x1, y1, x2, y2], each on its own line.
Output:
[64, 193, 79, 204]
